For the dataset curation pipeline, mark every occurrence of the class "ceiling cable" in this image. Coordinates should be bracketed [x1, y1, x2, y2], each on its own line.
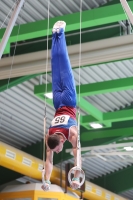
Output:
[77, 0, 82, 168]
[78, 0, 82, 107]
[68, 0, 85, 188]
[42, 0, 50, 185]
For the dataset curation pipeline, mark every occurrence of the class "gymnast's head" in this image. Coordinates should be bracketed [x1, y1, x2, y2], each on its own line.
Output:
[47, 134, 65, 153]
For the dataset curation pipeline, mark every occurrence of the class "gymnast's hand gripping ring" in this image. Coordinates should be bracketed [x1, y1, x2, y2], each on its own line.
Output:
[68, 166, 85, 188]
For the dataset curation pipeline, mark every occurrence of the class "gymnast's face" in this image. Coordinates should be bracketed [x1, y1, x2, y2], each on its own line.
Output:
[53, 141, 64, 154]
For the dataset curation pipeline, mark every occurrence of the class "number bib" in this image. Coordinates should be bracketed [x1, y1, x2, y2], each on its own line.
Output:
[51, 115, 70, 127]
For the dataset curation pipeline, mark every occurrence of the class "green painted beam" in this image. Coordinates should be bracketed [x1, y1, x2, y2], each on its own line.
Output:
[81, 105, 133, 125]
[79, 77, 133, 96]
[79, 97, 111, 127]
[81, 115, 101, 125]
[80, 97, 103, 121]
[103, 109, 133, 122]
[81, 127, 133, 142]
[0, 74, 41, 93]
[35, 77, 133, 99]
[91, 164, 133, 193]
[12, 24, 120, 56]
[81, 108, 133, 125]
[117, 139, 133, 143]
[1, 2, 133, 55]
[34, 84, 52, 95]
[34, 84, 53, 106]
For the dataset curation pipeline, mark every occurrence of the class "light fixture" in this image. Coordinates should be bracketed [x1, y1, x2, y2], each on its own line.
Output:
[44, 92, 53, 99]
[124, 146, 133, 151]
[89, 123, 103, 129]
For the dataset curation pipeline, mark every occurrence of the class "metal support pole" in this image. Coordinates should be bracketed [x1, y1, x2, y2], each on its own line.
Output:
[0, 0, 25, 59]
[39, 75, 43, 85]
[127, 20, 132, 34]
[118, 21, 127, 35]
[120, 0, 133, 26]
[119, 21, 127, 31]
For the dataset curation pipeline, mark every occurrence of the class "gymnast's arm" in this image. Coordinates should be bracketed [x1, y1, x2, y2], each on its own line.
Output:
[69, 127, 81, 191]
[69, 127, 81, 170]
[45, 135, 53, 181]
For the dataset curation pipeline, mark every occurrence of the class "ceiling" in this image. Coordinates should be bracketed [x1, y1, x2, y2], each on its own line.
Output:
[1, 0, 133, 199]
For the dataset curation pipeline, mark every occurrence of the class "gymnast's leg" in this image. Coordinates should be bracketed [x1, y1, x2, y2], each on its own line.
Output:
[56, 22, 77, 108]
[51, 30, 62, 109]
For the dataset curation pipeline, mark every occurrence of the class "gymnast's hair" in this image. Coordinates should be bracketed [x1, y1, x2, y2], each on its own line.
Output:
[47, 134, 60, 149]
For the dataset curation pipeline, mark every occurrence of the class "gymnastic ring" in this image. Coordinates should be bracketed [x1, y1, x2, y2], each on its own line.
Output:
[68, 166, 85, 188]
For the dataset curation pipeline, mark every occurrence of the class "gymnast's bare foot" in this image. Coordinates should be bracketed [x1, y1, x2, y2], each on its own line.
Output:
[52, 21, 66, 33]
